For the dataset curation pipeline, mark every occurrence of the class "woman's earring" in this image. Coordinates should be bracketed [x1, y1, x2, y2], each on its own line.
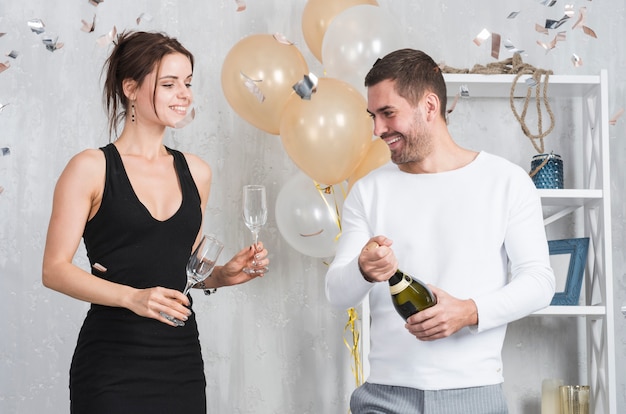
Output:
[131, 101, 136, 123]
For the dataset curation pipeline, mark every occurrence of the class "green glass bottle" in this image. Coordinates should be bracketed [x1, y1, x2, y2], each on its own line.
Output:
[388, 269, 437, 321]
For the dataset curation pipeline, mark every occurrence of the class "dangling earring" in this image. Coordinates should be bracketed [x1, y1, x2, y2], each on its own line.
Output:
[131, 101, 136, 123]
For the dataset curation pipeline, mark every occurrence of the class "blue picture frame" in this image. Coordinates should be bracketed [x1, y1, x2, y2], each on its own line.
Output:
[549, 237, 590, 306]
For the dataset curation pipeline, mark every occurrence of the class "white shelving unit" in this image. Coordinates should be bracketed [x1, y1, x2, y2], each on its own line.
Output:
[445, 71, 616, 414]
[358, 72, 616, 413]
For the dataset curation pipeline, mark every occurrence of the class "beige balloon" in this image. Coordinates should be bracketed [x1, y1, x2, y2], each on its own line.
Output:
[221, 34, 309, 135]
[301, 0, 378, 63]
[280, 77, 373, 185]
[348, 138, 390, 191]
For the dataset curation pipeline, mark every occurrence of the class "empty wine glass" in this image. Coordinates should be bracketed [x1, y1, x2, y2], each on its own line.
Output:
[161, 234, 223, 326]
[242, 184, 268, 274]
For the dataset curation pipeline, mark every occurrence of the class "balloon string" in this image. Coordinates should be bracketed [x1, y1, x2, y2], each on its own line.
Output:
[343, 307, 363, 388]
[313, 181, 343, 242]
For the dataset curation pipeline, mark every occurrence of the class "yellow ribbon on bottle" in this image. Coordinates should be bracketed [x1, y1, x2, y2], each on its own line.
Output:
[343, 307, 363, 387]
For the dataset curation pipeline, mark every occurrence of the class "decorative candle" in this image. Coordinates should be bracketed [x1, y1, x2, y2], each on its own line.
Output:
[541, 378, 563, 414]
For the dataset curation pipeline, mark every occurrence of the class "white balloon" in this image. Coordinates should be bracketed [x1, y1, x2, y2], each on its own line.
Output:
[321, 4, 408, 95]
[275, 172, 345, 258]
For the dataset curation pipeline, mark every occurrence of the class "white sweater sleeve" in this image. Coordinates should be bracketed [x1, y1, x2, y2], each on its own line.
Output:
[471, 169, 556, 332]
[325, 187, 375, 309]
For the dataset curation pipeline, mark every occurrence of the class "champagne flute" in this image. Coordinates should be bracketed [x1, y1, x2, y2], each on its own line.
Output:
[242, 184, 268, 274]
[161, 234, 223, 326]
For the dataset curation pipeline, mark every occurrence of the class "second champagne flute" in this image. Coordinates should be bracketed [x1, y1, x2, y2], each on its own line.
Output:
[161, 234, 223, 326]
[242, 184, 268, 274]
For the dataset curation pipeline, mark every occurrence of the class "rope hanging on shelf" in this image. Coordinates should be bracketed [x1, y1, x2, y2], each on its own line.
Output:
[441, 54, 555, 154]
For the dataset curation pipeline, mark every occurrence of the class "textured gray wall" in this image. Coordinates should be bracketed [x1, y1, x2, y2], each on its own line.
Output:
[0, 1, 624, 413]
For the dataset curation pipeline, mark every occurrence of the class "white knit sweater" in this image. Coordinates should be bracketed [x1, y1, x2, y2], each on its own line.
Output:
[325, 151, 555, 390]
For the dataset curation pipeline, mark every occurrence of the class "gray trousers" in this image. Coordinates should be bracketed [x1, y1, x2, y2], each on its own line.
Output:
[350, 382, 509, 414]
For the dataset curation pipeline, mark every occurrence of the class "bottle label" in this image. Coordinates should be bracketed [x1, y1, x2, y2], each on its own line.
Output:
[389, 275, 411, 295]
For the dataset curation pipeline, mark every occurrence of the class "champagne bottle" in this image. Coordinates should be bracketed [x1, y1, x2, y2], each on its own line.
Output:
[388, 269, 437, 321]
[364, 241, 436, 320]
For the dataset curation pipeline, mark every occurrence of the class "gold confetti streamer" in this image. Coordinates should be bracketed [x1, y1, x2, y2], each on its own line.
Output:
[89, 0, 104, 6]
[0, 61, 9, 74]
[299, 229, 324, 237]
[235, 0, 246, 12]
[343, 308, 364, 388]
[313, 181, 343, 243]
[571, 53, 583, 67]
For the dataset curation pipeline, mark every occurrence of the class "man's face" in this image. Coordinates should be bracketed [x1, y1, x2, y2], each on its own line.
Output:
[367, 79, 432, 168]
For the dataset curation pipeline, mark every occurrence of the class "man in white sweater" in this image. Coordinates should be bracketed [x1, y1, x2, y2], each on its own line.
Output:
[325, 49, 555, 413]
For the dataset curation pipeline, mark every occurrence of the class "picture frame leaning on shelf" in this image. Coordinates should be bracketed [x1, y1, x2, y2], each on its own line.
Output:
[548, 237, 590, 306]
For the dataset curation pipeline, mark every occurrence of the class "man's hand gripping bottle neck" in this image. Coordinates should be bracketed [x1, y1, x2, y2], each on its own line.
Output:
[365, 241, 437, 321]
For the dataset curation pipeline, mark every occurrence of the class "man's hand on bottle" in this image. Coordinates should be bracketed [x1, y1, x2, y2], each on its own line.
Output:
[404, 287, 479, 341]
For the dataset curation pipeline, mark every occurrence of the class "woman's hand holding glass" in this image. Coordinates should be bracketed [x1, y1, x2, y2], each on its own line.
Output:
[242, 185, 269, 274]
[160, 235, 223, 326]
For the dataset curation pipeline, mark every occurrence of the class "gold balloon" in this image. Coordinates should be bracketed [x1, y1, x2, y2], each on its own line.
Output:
[348, 138, 390, 191]
[221, 34, 309, 135]
[280, 78, 373, 185]
[301, 0, 378, 63]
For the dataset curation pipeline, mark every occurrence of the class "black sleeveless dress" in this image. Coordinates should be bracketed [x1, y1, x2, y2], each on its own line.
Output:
[69, 144, 206, 413]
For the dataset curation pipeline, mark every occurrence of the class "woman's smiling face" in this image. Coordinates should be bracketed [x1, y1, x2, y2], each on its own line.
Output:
[134, 52, 194, 128]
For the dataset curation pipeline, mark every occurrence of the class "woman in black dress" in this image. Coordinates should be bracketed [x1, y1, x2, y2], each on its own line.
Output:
[42, 31, 269, 413]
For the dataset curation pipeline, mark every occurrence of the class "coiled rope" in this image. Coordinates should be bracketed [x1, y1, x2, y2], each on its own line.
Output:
[441, 54, 555, 154]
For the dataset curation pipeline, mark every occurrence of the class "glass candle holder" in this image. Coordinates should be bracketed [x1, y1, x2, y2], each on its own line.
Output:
[559, 385, 590, 414]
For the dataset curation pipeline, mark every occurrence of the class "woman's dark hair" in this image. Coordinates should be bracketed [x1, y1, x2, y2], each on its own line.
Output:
[102, 31, 195, 138]
[364, 49, 447, 119]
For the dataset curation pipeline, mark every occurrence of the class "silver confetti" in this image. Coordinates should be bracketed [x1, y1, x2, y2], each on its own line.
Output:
[28, 19, 45, 34]
[42, 35, 64, 52]
[293, 73, 318, 100]
[460, 85, 470, 98]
